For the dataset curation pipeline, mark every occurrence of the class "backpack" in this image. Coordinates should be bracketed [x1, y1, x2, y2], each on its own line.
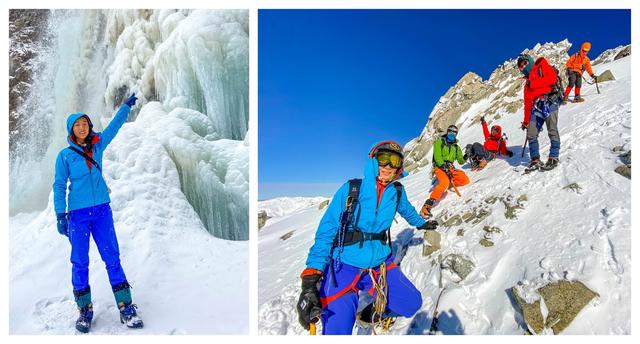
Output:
[536, 62, 564, 104]
[328, 178, 403, 286]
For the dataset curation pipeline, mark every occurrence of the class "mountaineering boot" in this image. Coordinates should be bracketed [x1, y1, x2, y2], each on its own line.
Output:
[561, 96, 568, 105]
[112, 281, 143, 328]
[119, 303, 144, 329]
[420, 198, 436, 219]
[523, 158, 543, 174]
[540, 157, 559, 171]
[75, 304, 93, 333]
[356, 303, 396, 331]
[472, 158, 487, 171]
[73, 286, 93, 333]
[573, 95, 585, 103]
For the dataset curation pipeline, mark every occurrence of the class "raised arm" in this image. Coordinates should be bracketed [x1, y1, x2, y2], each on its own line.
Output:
[100, 94, 137, 147]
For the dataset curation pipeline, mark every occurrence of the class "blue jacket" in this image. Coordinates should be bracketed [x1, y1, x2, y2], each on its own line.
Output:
[305, 156, 426, 272]
[53, 104, 131, 214]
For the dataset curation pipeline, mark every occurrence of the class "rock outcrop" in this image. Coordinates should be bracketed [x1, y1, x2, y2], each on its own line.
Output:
[512, 280, 599, 334]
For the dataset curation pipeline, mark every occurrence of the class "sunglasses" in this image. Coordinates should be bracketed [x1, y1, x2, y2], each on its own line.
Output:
[376, 151, 403, 169]
[447, 129, 458, 135]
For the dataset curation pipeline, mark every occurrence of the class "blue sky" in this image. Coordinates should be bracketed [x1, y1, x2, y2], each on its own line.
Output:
[259, 9, 631, 200]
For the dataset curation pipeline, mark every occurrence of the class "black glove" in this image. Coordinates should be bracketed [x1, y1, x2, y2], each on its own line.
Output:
[463, 153, 468, 160]
[592, 75, 597, 82]
[296, 274, 322, 330]
[506, 150, 514, 158]
[124, 93, 138, 107]
[520, 122, 528, 131]
[417, 220, 438, 230]
[56, 213, 69, 237]
[480, 116, 486, 124]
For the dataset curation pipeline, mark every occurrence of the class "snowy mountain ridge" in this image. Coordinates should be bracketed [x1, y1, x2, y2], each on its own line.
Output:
[259, 196, 330, 218]
[258, 42, 630, 335]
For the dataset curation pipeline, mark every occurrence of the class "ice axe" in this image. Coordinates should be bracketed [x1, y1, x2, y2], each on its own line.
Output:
[309, 308, 322, 335]
[444, 167, 461, 197]
[582, 75, 600, 94]
[521, 135, 528, 158]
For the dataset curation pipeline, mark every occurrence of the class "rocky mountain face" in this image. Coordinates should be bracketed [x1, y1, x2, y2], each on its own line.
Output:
[403, 40, 596, 173]
[9, 10, 51, 153]
[592, 45, 631, 65]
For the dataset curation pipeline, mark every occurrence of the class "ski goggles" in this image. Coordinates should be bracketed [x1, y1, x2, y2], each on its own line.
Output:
[447, 128, 458, 135]
[376, 151, 403, 169]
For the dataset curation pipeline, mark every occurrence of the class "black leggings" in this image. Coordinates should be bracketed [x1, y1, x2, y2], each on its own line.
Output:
[566, 70, 582, 88]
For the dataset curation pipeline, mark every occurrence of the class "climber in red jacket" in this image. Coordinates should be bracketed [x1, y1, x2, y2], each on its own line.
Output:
[464, 116, 513, 171]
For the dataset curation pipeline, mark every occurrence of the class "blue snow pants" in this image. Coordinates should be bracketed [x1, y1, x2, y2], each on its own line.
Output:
[68, 203, 127, 292]
[319, 255, 422, 335]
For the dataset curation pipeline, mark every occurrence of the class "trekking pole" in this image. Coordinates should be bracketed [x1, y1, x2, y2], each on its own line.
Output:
[521, 136, 528, 158]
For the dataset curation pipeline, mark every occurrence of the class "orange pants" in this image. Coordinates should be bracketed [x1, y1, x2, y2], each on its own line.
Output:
[430, 167, 470, 200]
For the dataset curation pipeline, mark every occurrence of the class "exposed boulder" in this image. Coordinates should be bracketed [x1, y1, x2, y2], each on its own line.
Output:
[318, 199, 330, 210]
[512, 280, 599, 334]
[441, 254, 475, 282]
[596, 70, 616, 83]
[258, 210, 269, 229]
[615, 165, 631, 179]
[422, 230, 441, 257]
[279, 230, 295, 241]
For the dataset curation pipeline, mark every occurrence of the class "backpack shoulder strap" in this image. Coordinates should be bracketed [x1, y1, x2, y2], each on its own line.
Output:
[67, 146, 102, 172]
[393, 181, 403, 213]
[346, 178, 362, 205]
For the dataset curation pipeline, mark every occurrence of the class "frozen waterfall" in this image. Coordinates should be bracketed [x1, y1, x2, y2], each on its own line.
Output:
[9, 9, 249, 240]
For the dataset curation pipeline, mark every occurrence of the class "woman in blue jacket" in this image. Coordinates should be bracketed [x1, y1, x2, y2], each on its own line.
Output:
[53, 94, 142, 333]
[296, 141, 437, 335]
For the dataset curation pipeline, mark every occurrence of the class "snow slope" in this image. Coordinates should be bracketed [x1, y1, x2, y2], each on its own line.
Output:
[10, 10, 248, 334]
[258, 54, 630, 335]
[259, 197, 329, 220]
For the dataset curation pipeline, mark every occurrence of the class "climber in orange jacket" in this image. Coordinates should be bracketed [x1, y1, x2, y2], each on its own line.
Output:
[563, 42, 596, 104]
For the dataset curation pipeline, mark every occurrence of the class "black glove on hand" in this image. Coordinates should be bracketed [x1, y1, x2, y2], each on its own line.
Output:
[296, 274, 322, 330]
[124, 93, 138, 107]
[520, 122, 528, 131]
[480, 115, 486, 124]
[56, 213, 69, 237]
[417, 220, 438, 230]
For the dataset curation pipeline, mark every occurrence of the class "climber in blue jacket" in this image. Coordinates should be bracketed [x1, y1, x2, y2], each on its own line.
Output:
[53, 94, 143, 333]
[296, 141, 438, 335]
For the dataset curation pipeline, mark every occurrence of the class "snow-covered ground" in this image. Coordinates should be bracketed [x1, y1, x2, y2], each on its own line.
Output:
[10, 10, 248, 334]
[258, 55, 630, 335]
[259, 197, 329, 223]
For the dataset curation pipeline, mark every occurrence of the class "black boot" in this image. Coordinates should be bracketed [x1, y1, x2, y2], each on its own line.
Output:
[420, 198, 436, 219]
[541, 157, 559, 171]
[75, 304, 93, 333]
[524, 158, 543, 174]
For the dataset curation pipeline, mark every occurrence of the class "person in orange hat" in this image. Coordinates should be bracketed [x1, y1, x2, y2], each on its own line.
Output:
[563, 42, 596, 104]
